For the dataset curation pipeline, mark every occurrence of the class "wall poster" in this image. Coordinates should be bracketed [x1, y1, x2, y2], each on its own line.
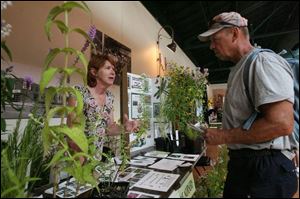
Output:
[131, 93, 142, 119]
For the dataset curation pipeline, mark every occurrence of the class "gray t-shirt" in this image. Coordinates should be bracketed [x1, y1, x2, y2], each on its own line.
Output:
[222, 48, 294, 150]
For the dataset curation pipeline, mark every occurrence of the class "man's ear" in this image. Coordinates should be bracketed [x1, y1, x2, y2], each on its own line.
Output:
[232, 27, 239, 42]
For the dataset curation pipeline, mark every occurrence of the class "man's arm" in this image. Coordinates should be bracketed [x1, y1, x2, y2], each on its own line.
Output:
[205, 100, 294, 145]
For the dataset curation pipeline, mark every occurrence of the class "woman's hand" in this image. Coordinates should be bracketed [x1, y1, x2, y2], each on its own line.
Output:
[124, 114, 139, 133]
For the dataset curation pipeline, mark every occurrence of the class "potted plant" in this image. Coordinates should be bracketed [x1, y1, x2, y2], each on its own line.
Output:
[154, 62, 209, 153]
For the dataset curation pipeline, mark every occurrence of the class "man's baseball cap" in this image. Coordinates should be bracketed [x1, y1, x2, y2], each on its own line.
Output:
[198, 12, 248, 42]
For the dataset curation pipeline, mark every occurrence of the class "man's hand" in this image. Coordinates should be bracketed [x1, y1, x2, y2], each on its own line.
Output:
[124, 114, 139, 133]
[204, 128, 226, 145]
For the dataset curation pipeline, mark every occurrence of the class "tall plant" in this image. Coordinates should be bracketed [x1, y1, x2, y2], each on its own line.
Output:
[155, 63, 208, 138]
[40, 1, 99, 197]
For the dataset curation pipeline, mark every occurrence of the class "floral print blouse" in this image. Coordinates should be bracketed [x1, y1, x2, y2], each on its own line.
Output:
[74, 85, 114, 157]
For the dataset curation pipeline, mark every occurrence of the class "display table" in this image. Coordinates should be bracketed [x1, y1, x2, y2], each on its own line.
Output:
[43, 150, 205, 198]
[124, 150, 205, 198]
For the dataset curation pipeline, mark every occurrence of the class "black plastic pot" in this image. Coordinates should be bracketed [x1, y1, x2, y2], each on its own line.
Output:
[183, 135, 205, 154]
[154, 137, 172, 152]
[91, 182, 129, 198]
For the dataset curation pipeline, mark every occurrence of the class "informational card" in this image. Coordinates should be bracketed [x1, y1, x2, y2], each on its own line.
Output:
[130, 156, 157, 166]
[127, 190, 160, 198]
[134, 171, 180, 192]
[144, 150, 170, 158]
[133, 156, 157, 162]
[148, 158, 184, 171]
[129, 159, 155, 166]
[167, 153, 200, 162]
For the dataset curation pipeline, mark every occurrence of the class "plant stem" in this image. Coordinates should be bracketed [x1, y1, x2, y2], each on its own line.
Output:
[61, 4, 69, 126]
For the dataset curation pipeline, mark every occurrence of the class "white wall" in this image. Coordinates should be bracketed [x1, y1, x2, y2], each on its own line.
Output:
[2, 1, 196, 83]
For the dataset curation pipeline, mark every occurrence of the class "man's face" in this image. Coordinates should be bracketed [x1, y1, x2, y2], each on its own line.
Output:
[209, 28, 234, 61]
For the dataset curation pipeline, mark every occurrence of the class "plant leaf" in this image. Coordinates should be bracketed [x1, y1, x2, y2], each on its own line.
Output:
[41, 125, 52, 156]
[45, 6, 65, 40]
[43, 48, 61, 69]
[62, 67, 86, 84]
[52, 125, 88, 153]
[46, 106, 73, 121]
[61, 1, 90, 13]
[46, 148, 67, 169]
[39, 67, 60, 94]
[71, 28, 96, 49]
[75, 50, 88, 83]
[80, 1, 91, 13]
[44, 87, 57, 113]
[53, 20, 69, 34]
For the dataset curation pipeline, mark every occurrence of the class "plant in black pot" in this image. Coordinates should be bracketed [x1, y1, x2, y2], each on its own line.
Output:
[154, 63, 209, 153]
[91, 157, 130, 198]
[91, 181, 129, 198]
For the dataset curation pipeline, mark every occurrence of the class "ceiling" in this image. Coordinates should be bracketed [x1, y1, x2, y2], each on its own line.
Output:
[141, 1, 299, 83]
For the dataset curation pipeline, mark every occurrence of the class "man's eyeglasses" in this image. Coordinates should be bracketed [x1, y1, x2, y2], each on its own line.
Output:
[208, 20, 239, 28]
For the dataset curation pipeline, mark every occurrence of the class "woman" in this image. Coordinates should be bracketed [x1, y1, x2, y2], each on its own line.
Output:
[67, 53, 139, 161]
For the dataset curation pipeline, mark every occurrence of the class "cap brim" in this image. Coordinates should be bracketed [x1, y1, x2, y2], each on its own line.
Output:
[198, 27, 224, 42]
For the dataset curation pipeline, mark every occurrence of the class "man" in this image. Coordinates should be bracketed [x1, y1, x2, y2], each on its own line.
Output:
[199, 12, 298, 198]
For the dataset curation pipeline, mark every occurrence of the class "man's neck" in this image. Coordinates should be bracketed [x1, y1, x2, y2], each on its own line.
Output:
[232, 42, 254, 63]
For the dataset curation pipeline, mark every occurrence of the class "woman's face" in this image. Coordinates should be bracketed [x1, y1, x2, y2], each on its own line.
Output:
[96, 60, 116, 86]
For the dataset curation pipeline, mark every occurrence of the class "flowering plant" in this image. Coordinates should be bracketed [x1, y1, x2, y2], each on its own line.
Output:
[155, 62, 209, 138]
[1, 1, 12, 61]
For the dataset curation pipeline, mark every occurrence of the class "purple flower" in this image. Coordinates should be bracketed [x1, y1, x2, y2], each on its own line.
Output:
[73, 25, 97, 65]
[23, 76, 33, 90]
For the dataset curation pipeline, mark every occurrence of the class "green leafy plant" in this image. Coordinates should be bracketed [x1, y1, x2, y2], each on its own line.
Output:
[39, 1, 100, 197]
[193, 145, 229, 198]
[1, 79, 46, 197]
[155, 63, 208, 139]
